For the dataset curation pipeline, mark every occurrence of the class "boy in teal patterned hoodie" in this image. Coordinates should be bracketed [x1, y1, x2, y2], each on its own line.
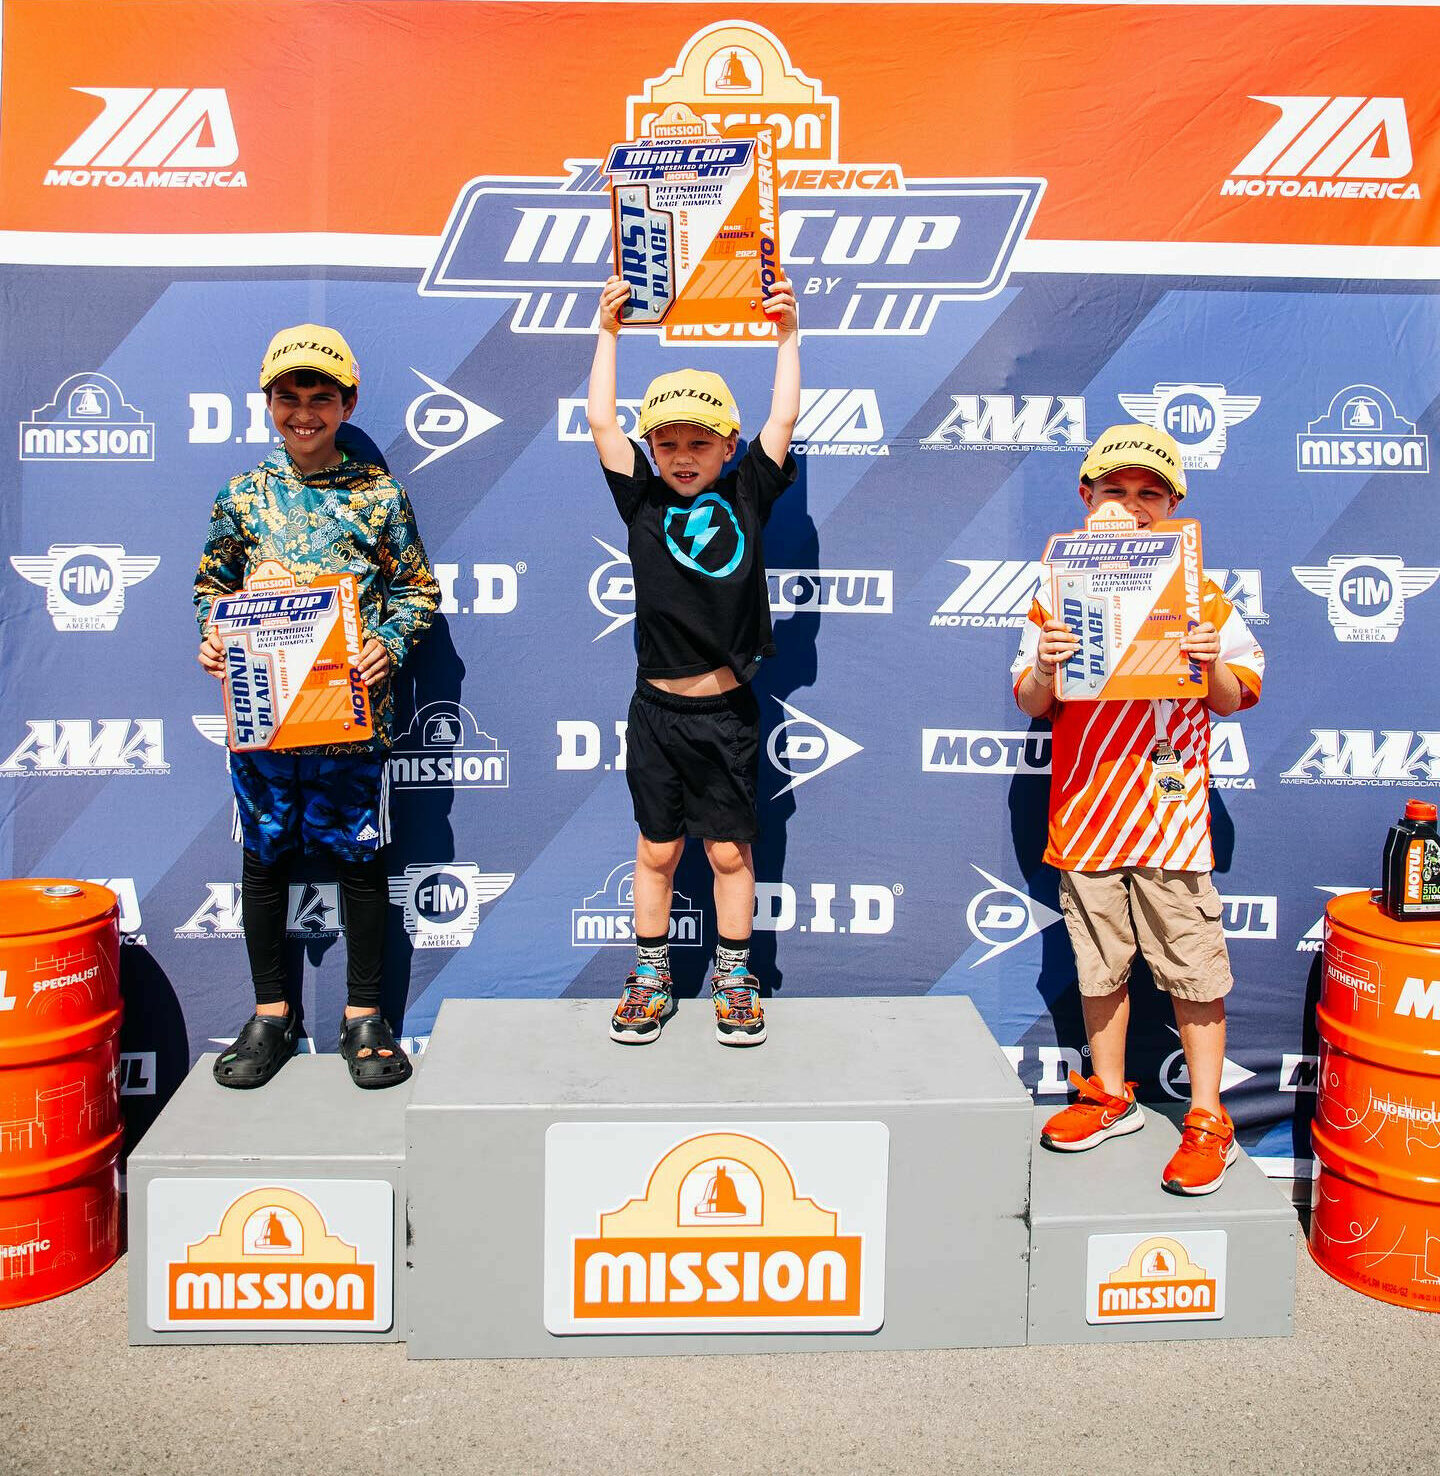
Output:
[194, 324, 438, 1090]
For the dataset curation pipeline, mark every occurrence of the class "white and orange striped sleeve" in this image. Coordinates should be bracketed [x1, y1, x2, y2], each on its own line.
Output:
[1203, 580, 1264, 710]
[1010, 592, 1052, 700]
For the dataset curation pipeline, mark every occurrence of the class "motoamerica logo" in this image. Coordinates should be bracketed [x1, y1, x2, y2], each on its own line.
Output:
[560, 388, 889, 453]
[419, 22, 1043, 339]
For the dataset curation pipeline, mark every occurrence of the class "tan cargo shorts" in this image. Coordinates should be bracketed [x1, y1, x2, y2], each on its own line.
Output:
[1057, 867, 1233, 1003]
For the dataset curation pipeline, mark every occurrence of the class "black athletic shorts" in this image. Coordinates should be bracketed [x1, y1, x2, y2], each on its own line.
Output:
[626, 680, 760, 843]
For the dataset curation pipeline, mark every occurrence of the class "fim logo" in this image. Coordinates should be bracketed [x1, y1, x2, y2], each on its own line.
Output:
[162, 1187, 381, 1328]
[49, 87, 244, 190]
[389, 864, 514, 950]
[20, 373, 154, 462]
[931, 559, 1043, 630]
[564, 1132, 870, 1327]
[922, 729, 1050, 776]
[1118, 383, 1259, 471]
[964, 866, 1062, 966]
[573, 861, 703, 948]
[0, 720, 167, 777]
[1205, 567, 1267, 626]
[1282, 731, 1440, 787]
[1087, 1233, 1225, 1324]
[921, 395, 1087, 451]
[767, 569, 892, 615]
[389, 702, 509, 790]
[588, 537, 635, 641]
[1224, 96, 1419, 202]
[1292, 556, 1439, 643]
[406, 369, 502, 473]
[767, 700, 863, 798]
[1297, 385, 1428, 473]
[11, 544, 159, 632]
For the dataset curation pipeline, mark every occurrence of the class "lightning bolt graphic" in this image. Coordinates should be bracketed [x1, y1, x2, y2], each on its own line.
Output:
[684, 505, 719, 556]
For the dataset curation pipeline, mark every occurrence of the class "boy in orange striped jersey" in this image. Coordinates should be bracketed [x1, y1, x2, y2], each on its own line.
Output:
[1011, 424, 1264, 1194]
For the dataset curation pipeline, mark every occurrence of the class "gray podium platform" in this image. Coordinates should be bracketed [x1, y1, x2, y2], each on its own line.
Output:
[126, 999, 1298, 1354]
[405, 996, 1034, 1358]
[127, 1055, 411, 1345]
[1027, 1109, 1296, 1344]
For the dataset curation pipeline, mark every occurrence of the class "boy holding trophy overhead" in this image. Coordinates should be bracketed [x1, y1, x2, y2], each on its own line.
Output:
[587, 272, 800, 1048]
[1011, 424, 1265, 1194]
[194, 325, 438, 1091]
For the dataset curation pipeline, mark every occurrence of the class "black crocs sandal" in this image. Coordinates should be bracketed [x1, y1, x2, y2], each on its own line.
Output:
[213, 1011, 299, 1089]
[339, 1013, 413, 1090]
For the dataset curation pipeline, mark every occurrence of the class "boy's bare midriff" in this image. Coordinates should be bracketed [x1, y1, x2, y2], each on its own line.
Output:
[645, 667, 739, 697]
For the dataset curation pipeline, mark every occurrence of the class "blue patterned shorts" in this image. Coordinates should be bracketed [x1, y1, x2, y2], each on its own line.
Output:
[229, 750, 389, 864]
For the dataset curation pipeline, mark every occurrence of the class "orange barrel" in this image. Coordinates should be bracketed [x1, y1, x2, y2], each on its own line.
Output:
[0, 881, 123, 1306]
[1310, 889, 1440, 1311]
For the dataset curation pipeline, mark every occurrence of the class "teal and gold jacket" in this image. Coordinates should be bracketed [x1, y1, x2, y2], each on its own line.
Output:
[194, 448, 439, 750]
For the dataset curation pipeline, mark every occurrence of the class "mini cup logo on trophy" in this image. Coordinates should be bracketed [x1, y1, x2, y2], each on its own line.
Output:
[207, 559, 372, 751]
[604, 102, 778, 330]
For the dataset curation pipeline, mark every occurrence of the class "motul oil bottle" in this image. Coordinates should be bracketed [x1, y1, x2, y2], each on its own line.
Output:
[1381, 799, 1440, 919]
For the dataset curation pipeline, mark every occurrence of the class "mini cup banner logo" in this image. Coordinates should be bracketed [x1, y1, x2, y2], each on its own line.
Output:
[1086, 1231, 1226, 1324]
[544, 1122, 887, 1334]
[148, 1179, 393, 1331]
[11, 545, 159, 632]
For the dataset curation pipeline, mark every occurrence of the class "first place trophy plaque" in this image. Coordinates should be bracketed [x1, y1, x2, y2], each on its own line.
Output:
[605, 102, 778, 330]
[209, 559, 373, 751]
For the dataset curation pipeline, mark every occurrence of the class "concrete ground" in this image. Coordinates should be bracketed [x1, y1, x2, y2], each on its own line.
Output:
[2, 1229, 1435, 1476]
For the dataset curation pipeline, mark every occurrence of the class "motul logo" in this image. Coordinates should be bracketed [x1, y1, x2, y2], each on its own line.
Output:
[1224, 97, 1419, 201]
[47, 88, 246, 189]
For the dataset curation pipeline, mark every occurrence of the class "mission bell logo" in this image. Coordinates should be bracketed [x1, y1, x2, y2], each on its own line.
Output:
[1086, 1231, 1226, 1324]
[546, 1124, 888, 1334]
[151, 1181, 393, 1331]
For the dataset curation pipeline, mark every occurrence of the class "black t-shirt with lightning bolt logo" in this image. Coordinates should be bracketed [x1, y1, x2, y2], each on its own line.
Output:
[605, 437, 796, 682]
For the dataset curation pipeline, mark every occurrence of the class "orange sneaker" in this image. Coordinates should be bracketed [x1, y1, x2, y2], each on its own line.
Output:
[1040, 1072, 1144, 1152]
[1161, 1107, 1238, 1195]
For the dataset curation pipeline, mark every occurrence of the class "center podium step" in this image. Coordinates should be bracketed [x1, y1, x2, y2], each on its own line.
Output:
[405, 996, 1034, 1357]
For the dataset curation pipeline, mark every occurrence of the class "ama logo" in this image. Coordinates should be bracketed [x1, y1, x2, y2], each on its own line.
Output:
[388, 864, 514, 949]
[1292, 556, 1440, 643]
[11, 544, 159, 632]
[1297, 385, 1428, 473]
[663, 495, 744, 578]
[1117, 384, 1259, 471]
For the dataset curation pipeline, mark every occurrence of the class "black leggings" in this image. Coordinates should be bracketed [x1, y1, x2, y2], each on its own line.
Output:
[242, 849, 387, 1010]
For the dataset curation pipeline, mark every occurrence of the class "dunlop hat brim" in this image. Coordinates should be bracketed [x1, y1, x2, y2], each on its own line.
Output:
[260, 324, 360, 390]
[1079, 424, 1188, 499]
[637, 370, 740, 438]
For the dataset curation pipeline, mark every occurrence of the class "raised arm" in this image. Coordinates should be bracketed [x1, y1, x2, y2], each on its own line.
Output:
[757, 276, 800, 467]
[587, 276, 636, 474]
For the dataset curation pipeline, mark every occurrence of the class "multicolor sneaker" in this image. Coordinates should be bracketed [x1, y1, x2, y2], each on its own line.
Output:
[711, 972, 766, 1047]
[1162, 1107, 1238, 1195]
[609, 966, 674, 1045]
[1040, 1072, 1144, 1152]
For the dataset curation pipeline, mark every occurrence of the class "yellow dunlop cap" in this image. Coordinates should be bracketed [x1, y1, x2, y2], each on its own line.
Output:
[1079, 423, 1188, 500]
[259, 324, 360, 390]
[637, 369, 740, 438]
